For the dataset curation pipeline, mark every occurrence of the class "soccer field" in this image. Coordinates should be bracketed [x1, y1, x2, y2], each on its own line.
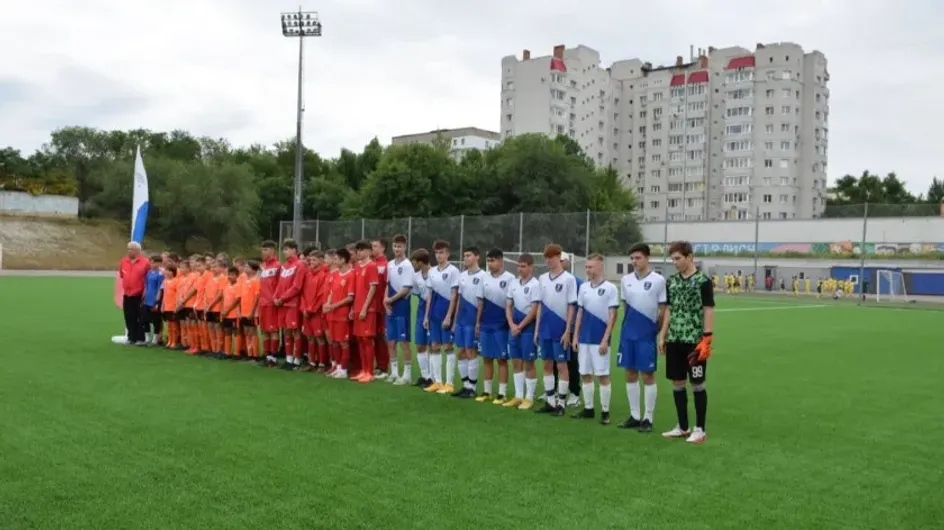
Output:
[1, 277, 941, 529]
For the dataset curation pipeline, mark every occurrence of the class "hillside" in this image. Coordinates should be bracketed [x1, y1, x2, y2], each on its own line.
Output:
[0, 216, 165, 270]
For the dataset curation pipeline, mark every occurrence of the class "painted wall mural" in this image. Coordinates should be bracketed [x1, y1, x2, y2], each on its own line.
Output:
[647, 242, 944, 256]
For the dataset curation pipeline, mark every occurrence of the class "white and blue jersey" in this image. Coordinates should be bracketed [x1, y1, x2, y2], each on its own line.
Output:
[455, 269, 485, 349]
[385, 258, 414, 342]
[508, 277, 540, 360]
[427, 263, 459, 345]
[413, 270, 431, 346]
[480, 271, 514, 359]
[618, 271, 667, 373]
[538, 271, 578, 361]
[576, 280, 619, 345]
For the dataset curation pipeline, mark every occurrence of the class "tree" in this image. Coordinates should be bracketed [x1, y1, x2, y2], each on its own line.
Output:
[927, 177, 944, 204]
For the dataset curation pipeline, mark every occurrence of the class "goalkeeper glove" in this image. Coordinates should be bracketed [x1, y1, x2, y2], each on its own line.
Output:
[688, 333, 712, 365]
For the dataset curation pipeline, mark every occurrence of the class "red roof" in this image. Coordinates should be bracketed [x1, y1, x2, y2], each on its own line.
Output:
[670, 74, 686, 86]
[725, 56, 756, 70]
[550, 57, 567, 72]
[687, 71, 709, 84]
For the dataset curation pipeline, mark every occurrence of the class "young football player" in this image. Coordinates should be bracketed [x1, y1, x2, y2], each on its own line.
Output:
[241, 260, 261, 360]
[505, 253, 541, 409]
[371, 238, 390, 379]
[352, 240, 380, 382]
[476, 248, 515, 403]
[383, 234, 415, 385]
[321, 250, 340, 375]
[424, 240, 460, 394]
[453, 246, 485, 398]
[273, 239, 308, 369]
[301, 250, 327, 372]
[535, 244, 578, 416]
[174, 259, 195, 350]
[258, 241, 282, 366]
[161, 264, 179, 348]
[661, 241, 714, 444]
[410, 249, 432, 387]
[324, 248, 355, 379]
[143, 255, 164, 346]
[220, 266, 242, 357]
[571, 254, 619, 425]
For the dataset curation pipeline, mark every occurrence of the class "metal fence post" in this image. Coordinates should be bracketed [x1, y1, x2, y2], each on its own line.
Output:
[458, 215, 465, 269]
[752, 207, 760, 281]
[584, 209, 590, 257]
[315, 219, 320, 249]
[857, 201, 869, 302]
[360, 218, 365, 240]
[518, 212, 524, 253]
[662, 216, 669, 263]
[407, 216, 413, 253]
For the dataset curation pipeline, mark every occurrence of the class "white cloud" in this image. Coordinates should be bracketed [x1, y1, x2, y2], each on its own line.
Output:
[0, 0, 942, 193]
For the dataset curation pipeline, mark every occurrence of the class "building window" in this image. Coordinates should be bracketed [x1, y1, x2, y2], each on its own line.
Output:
[765, 106, 774, 116]
[763, 194, 772, 203]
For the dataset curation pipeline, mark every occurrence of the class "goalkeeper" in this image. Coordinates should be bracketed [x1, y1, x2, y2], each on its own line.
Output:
[659, 241, 714, 444]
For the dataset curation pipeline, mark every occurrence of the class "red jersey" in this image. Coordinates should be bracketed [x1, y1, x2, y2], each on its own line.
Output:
[320, 268, 335, 309]
[374, 255, 389, 312]
[329, 269, 355, 321]
[301, 267, 325, 313]
[259, 257, 281, 307]
[354, 260, 380, 314]
[274, 256, 308, 307]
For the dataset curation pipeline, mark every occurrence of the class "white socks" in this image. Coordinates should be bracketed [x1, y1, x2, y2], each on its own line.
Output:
[582, 382, 594, 410]
[600, 383, 611, 412]
[557, 381, 568, 401]
[543, 375, 555, 404]
[458, 359, 469, 386]
[430, 353, 443, 383]
[498, 382, 507, 397]
[445, 351, 456, 384]
[644, 383, 657, 421]
[401, 362, 411, 381]
[513, 372, 525, 399]
[468, 358, 478, 383]
[483, 380, 492, 395]
[627, 381, 641, 420]
[390, 358, 399, 379]
[418, 352, 430, 379]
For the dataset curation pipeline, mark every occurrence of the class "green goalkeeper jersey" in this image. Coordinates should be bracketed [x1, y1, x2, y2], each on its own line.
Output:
[666, 270, 714, 343]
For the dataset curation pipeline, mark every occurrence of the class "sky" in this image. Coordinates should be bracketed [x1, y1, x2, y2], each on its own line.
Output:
[0, 0, 941, 193]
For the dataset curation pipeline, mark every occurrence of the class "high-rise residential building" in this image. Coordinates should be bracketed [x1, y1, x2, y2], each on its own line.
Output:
[391, 127, 501, 160]
[500, 42, 830, 221]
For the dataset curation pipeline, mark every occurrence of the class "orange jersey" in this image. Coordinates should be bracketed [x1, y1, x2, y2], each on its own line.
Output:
[240, 276, 261, 317]
[205, 274, 226, 312]
[180, 273, 198, 308]
[222, 282, 240, 319]
[194, 271, 213, 310]
[162, 277, 178, 312]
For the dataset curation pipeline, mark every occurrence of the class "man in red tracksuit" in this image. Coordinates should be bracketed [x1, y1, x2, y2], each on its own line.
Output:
[301, 249, 328, 372]
[372, 238, 390, 379]
[259, 240, 282, 366]
[273, 239, 308, 370]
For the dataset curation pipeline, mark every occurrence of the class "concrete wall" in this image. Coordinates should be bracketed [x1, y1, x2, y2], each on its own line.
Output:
[0, 191, 79, 218]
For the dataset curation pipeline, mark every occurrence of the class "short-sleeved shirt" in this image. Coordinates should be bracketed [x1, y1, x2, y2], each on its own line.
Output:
[181, 273, 199, 308]
[428, 264, 460, 321]
[538, 271, 578, 340]
[666, 270, 715, 344]
[144, 270, 164, 307]
[456, 269, 485, 327]
[508, 277, 541, 332]
[194, 271, 212, 310]
[577, 280, 619, 344]
[222, 282, 240, 319]
[240, 276, 260, 317]
[329, 270, 355, 321]
[161, 277, 178, 312]
[375, 256, 389, 313]
[387, 258, 415, 318]
[482, 271, 514, 331]
[354, 261, 380, 314]
[204, 274, 225, 312]
[620, 271, 667, 341]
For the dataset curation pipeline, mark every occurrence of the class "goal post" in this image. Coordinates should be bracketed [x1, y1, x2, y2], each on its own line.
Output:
[876, 269, 908, 303]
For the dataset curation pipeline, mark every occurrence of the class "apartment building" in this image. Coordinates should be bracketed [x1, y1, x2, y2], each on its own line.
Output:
[500, 43, 830, 221]
[391, 127, 501, 160]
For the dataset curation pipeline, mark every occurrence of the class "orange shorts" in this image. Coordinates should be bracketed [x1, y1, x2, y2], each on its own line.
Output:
[353, 313, 378, 338]
[303, 313, 324, 337]
[279, 306, 301, 330]
[329, 320, 351, 343]
[259, 306, 279, 333]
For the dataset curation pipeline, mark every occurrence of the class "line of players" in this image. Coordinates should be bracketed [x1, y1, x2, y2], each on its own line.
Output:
[715, 272, 854, 298]
[145, 236, 715, 444]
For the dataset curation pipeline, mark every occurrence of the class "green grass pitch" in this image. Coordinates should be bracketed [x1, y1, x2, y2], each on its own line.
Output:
[1, 276, 942, 529]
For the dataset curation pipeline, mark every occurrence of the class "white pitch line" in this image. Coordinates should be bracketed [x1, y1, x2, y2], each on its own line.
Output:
[716, 304, 827, 313]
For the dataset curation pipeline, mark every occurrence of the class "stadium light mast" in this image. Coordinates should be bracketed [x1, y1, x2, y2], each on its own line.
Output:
[281, 9, 322, 241]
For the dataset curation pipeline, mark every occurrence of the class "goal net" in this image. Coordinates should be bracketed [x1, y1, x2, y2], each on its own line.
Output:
[876, 269, 908, 303]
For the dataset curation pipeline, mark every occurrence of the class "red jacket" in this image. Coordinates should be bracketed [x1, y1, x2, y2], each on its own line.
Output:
[301, 267, 325, 313]
[258, 257, 281, 307]
[119, 255, 151, 296]
[374, 255, 389, 312]
[274, 256, 308, 307]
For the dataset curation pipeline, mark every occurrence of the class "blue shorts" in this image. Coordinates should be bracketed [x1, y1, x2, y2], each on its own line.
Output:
[618, 338, 657, 373]
[428, 317, 454, 346]
[454, 324, 477, 350]
[413, 317, 429, 346]
[385, 315, 410, 342]
[479, 329, 509, 360]
[539, 339, 570, 362]
[508, 332, 537, 361]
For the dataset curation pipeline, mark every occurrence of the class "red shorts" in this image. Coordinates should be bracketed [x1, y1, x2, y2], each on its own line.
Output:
[279, 306, 301, 330]
[259, 306, 279, 333]
[303, 313, 324, 337]
[353, 312, 378, 338]
[329, 320, 351, 343]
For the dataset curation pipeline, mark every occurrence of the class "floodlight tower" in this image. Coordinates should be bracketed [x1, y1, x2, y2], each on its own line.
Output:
[280, 9, 322, 241]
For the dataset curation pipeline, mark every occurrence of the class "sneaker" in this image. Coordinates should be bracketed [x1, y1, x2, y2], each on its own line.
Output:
[332, 369, 348, 379]
[374, 370, 388, 381]
[638, 419, 653, 433]
[301, 365, 316, 372]
[424, 382, 443, 393]
[517, 399, 534, 410]
[662, 425, 691, 439]
[552, 405, 566, 417]
[358, 374, 375, 384]
[460, 388, 476, 399]
[502, 398, 523, 408]
[414, 377, 428, 388]
[437, 384, 455, 395]
[685, 428, 707, 444]
[393, 377, 410, 386]
[600, 411, 611, 425]
[565, 395, 581, 408]
[279, 362, 294, 370]
[451, 386, 467, 397]
[572, 408, 594, 420]
[618, 417, 642, 430]
[386, 374, 399, 384]
[535, 403, 556, 414]
[491, 396, 506, 405]
[474, 393, 493, 403]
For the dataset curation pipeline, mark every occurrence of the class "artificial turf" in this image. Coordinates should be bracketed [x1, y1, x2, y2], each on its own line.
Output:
[0, 276, 941, 529]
